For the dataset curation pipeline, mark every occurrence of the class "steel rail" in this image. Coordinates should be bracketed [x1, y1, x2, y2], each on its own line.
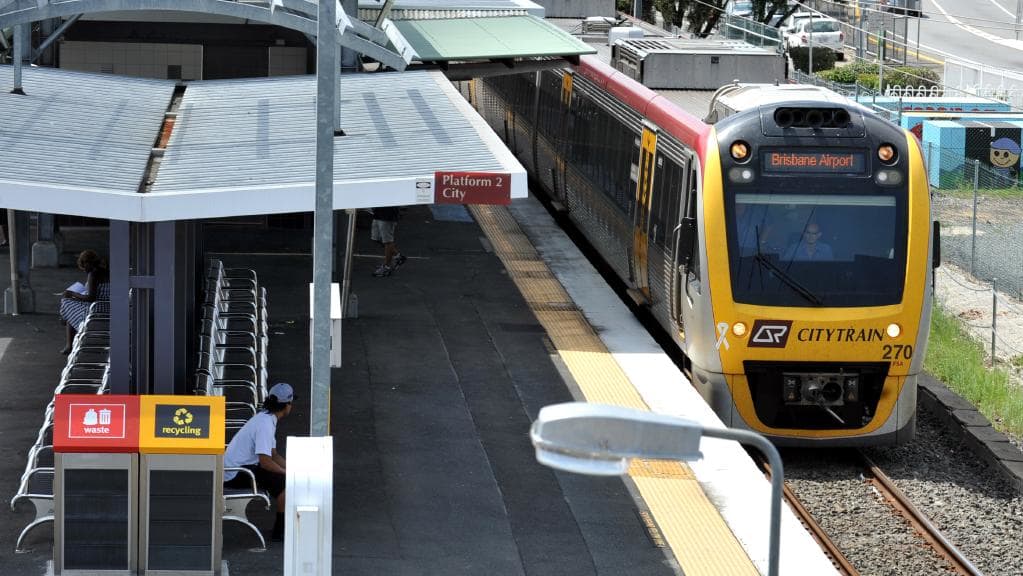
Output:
[759, 458, 859, 576]
[858, 451, 985, 576]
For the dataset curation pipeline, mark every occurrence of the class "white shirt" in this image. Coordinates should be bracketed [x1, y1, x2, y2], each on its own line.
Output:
[223, 411, 277, 482]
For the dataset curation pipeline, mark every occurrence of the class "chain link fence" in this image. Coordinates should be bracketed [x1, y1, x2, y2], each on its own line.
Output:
[927, 141, 1023, 300]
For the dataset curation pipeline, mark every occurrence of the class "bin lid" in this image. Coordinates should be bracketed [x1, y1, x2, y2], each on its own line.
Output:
[139, 395, 225, 455]
[54, 394, 140, 453]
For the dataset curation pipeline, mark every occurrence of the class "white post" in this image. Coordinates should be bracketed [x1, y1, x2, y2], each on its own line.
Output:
[808, 10, 814, 75]
[284, 437, 334, 576]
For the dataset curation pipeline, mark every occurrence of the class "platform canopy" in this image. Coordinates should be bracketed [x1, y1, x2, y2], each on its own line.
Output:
[0, 65, 526, 221]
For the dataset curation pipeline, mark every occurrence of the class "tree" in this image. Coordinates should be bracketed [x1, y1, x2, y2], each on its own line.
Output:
[652, 0, 801, 37]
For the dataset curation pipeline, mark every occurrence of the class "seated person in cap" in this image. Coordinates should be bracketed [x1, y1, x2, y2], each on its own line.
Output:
[223, 382, 293, 542]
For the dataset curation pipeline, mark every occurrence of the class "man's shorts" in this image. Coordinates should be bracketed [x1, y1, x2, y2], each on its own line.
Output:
[224, 464, 286, 498]
[371, 219, 397, 244]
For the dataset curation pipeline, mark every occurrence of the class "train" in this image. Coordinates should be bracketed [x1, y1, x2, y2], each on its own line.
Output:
[465, 55, 939, 445]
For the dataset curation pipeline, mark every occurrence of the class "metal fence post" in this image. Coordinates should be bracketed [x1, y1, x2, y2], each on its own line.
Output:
[971, 159, 979, 276]
[992, 278, 998, 364]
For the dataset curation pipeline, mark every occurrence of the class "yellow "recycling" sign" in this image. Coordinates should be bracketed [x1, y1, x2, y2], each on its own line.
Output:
[139, 395, 225, 454]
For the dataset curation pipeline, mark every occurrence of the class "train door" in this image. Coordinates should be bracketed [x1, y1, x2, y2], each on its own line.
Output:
[631, 123, 658, 300]
[671, 164, 699, 342]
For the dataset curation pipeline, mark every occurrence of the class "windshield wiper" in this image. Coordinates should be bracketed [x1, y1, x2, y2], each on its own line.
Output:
[754, 252, 823, 306]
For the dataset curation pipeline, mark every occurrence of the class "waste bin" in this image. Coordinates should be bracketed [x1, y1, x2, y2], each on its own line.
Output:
[138, 395, 225, 576]
[53, 394, 141, 575]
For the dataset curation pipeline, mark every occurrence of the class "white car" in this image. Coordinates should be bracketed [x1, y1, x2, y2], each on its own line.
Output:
[725, 0, 753, 18]
[785, 17, 845, 59]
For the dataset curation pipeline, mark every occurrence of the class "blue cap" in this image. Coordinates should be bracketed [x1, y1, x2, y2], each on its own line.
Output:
[991, 137, 1021, 155]
[268, 382, 294, 403]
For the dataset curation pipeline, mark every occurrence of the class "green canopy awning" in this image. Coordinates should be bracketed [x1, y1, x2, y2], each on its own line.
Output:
[393, 15, 595, 62]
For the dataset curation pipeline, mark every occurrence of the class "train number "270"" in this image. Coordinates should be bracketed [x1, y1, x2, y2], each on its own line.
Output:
[882, 344, 913, 360]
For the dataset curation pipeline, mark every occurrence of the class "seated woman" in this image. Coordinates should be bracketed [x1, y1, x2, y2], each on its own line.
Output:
[58, 250, 110, 355]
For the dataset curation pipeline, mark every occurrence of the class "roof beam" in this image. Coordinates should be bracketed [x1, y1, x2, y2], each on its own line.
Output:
[0, 0, 412, 67]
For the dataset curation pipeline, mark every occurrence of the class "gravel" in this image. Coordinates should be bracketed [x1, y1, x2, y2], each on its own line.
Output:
[783, 408, 1023, 576]
[867, 409, 1023, 576]
[783, 448, 958, 576]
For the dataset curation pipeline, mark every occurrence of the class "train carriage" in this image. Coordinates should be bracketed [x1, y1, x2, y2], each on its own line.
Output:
[469, 55, 938, 445]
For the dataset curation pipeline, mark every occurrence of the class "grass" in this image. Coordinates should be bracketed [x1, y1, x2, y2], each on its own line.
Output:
[933, 180, 1023, 200]
[925, 305, 1023, 439]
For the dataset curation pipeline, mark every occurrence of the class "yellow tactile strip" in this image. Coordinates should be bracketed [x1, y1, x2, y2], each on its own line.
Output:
[471, 204, 759, 576]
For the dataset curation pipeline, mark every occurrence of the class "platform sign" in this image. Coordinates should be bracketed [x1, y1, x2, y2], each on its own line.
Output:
[54, 394, 140, 453]
[434, 171, 511, 205]
[139, 395, 225, 454]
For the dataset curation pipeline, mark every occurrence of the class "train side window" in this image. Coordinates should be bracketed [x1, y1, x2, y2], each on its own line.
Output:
[652, 153, 678, 248]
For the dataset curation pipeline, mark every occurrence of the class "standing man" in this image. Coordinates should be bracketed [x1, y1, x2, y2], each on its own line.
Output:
[223, 382, 293, 542]
[371, 206, 407, 277]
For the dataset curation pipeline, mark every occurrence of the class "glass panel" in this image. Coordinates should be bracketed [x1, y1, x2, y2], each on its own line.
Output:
[64, 469, 130, 570]
[728, 189, 905, 307]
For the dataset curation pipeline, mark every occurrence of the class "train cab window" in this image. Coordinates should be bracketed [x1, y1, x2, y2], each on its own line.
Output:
[728, 191, 905, 307]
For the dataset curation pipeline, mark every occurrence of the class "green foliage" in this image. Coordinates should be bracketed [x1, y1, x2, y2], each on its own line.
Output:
[789, 47, 836, 74]
[617, 0, 631, 13]
[816, 61, 877, 84]
[814, 62, 941, 92]
[856, 72, 879, 90]
[926, 306, 1023, 439]
[883, 66, 941, 90]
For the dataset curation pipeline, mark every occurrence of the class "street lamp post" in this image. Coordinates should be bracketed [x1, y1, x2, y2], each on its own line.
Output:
[530, 402, 783, 576]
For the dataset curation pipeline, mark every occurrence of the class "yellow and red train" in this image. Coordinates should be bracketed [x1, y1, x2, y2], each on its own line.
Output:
[469, 56, 939, 445]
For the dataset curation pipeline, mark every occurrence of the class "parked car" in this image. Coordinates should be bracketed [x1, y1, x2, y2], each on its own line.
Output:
[725, 0, 753, 18]
[785, 17, 845, 59]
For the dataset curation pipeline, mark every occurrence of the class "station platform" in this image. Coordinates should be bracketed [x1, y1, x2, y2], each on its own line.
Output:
[2, 197, 834, 575]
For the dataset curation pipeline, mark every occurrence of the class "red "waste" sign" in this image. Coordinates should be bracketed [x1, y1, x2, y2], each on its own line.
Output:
[54, 395, 140, 453]
[434, 171, 511, 205]
[68, 403, 127, 439]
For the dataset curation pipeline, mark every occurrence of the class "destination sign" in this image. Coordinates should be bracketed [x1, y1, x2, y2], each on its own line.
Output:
[434, 171, 511, 205]
[762, 150, 867, 175]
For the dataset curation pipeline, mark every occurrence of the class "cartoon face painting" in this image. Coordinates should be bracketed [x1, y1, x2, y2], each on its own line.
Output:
[991, 138, 1021, 168]
[989, 137, 1021, 185]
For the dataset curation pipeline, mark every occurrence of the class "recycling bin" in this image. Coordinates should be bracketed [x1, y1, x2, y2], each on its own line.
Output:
[138, 395, 226, 575]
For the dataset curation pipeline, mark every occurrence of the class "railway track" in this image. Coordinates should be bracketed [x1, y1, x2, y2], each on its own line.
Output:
[856, 451, 985, 576]
[759, 450, 987, 576]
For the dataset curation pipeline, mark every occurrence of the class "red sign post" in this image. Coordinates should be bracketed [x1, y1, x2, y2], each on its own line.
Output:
[54, 394, 140, 453]
[434, 171, 511, 205]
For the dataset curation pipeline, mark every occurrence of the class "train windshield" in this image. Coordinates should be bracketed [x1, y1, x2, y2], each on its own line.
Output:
[727, 191, 906, 307]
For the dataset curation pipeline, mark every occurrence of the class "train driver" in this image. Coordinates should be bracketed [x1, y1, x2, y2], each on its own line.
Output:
[783, 222, 834, 261]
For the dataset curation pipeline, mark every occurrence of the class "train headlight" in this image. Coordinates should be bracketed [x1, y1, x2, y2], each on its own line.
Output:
[728, 167, 755, 183]
[732, 322, 747, 337]
[886, 323, 902, 338]
[876, 169, 903, 186]
[878, 143, 898, 165]
[730, 141, 750, 162]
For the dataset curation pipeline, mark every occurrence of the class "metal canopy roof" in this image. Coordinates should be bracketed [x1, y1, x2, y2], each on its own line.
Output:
[394, 15, 593, 61]
[0, 65, 525, 221]
[357, 0, 544, 19]
[0, 66, 175, 208]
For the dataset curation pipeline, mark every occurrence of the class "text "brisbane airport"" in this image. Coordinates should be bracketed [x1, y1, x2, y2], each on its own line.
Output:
[768, 152, 859, 169]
